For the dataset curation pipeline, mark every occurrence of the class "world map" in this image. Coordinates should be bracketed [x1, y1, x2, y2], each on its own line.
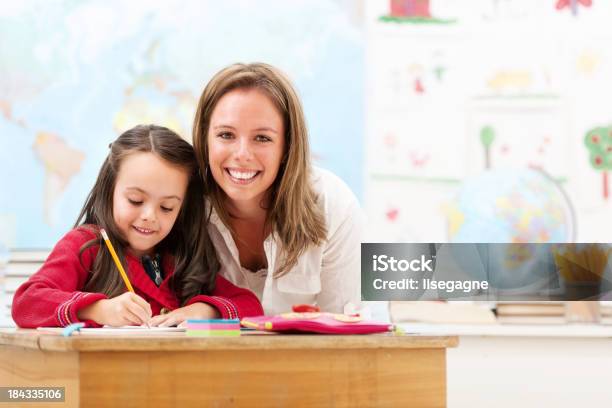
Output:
[0, 0, 363, 248]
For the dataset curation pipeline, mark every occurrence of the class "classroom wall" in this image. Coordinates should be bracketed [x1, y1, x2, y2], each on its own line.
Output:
[364, 0, 612, 244]
[2, 0, 612, 249]
[0, 0, 364, 249]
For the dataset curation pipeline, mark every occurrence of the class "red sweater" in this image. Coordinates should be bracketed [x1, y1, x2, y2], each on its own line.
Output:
[12, 227, 263, 328]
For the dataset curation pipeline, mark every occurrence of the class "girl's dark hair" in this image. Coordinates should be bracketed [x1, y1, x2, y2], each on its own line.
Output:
[74, 124, 219, 304]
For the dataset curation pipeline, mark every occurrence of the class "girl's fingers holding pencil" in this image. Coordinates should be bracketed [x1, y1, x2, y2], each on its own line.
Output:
[121, 309, 145, 326]
[126, 299, 152, 325]
[128, 293, 153, 319]
[106, 292, 150, 325]
[90, 297, 143, 327]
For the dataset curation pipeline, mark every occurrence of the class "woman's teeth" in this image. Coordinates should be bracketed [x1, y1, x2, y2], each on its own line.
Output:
[227, 169, 258, 180]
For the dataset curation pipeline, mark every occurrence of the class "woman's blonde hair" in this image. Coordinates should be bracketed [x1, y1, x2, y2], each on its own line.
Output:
[193, 62, 326, 277]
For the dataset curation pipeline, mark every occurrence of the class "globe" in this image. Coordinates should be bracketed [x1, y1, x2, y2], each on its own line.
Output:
[443, 168, 575, 290]
[447, 168, 575, 244]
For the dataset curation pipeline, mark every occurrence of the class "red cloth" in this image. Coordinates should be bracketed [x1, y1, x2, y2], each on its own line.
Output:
[12, 227, 263, 328]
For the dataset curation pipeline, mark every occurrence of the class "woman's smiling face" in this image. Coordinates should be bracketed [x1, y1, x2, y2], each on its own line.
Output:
[207, 88, 285, 208]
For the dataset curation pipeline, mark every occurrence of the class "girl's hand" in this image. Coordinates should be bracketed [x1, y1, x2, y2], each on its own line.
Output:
[77, 292, 153, 327]
[148, 303, 221, 327]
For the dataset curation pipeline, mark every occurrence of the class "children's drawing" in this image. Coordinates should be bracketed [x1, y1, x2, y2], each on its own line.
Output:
[408, 63, 426, 94]
[432, 50, 447, 82]
[370, 113, 466, 179]
[366, 0, 612, 242]
[380, 0, 457, 24]
[537, 136, 551, 155]
[467, 102, 569, 180]
[480, 126, 496, 169]
[408, 150, 430, 168]
[371, 56, 452, 106]
[556, 0, 592, 16]
[486, 70, 532, 94]
[433, 66, 446, 81]
[378, 132, 400, 166]
[384, 133, 398, 148]
[367, 32, 462, 110]
[386, 207, 400, 222]
[414, 78, 425, 93]
[584, 126, 612, 200]
[482, 0, 530, 21]
[391, 0, 431, 17]
[469, 37, 562, 99]
[576, 50, 601, 76]
[366, 179, 456, 242]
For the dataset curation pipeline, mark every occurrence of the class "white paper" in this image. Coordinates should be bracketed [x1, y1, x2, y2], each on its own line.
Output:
[37, 325, 185, 335]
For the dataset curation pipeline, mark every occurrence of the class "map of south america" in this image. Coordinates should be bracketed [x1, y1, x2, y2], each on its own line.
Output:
[32, 132, 85, 226]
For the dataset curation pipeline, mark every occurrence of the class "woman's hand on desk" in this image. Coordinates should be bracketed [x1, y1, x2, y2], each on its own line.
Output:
[148, 303, 221, 327]
[77, 292, 153, 326]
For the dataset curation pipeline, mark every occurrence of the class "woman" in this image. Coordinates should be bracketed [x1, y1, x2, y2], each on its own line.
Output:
[193, 63, 363, 315]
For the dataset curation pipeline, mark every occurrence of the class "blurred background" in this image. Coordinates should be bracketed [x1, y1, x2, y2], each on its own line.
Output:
[3, 3, 612, 406]
[0, 0, 363, 248]
[1, 0, 611, 249]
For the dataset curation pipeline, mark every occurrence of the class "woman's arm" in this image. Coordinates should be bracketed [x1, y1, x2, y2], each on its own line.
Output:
[185, 274, 264, 319]
[316, 200, 364, 313]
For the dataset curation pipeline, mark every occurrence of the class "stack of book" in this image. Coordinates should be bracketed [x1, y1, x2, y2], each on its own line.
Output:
[495, 302, 565, 324]
[389, 301, 497, 324]
[2, 249, 49, 328]
[496, 302, 612, 324]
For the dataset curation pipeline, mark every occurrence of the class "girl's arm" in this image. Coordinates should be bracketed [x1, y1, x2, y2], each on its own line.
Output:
[11, 228, 107, 328]
[186, 275, 264, 319]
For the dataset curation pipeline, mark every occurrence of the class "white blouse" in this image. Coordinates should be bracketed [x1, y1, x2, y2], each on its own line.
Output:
[208, 167, 363, 315]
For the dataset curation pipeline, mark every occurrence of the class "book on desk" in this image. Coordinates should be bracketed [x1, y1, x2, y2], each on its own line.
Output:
[496, 301, 612, 324]
[1, 249, 49, 327]
[390, 301, 612, 325]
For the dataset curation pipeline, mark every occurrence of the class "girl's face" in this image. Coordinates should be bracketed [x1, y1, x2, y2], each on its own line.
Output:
[112, 152, 189, 257]
[207, 88, 285, 209]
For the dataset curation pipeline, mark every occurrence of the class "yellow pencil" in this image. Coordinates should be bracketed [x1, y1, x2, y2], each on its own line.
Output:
[100, 228, 135, 293]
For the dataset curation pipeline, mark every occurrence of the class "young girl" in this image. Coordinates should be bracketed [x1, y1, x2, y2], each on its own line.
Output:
[192, 63, 363, 315]
[12, 124, 263, 328]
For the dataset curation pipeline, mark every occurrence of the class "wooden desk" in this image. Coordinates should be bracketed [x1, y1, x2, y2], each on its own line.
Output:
[0, 329, 457, 407]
